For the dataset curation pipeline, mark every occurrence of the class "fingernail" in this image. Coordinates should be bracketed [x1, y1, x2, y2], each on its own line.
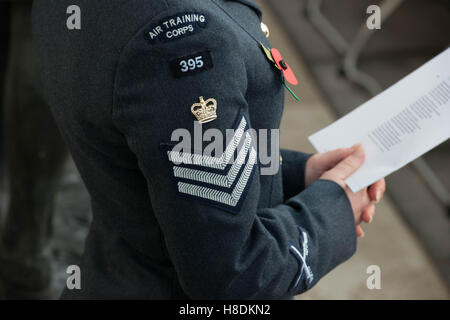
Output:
[376, 191, 381, 203]
[368, 215, 373, 224]
[359, 230, 365, 238]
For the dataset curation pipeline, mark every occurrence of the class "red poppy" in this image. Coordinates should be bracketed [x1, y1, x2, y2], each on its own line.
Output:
[270, 48, 298, 86]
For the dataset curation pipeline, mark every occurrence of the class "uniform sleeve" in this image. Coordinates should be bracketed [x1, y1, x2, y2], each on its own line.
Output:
[113, 7, 356, 299]
[281, 149, 313, 200]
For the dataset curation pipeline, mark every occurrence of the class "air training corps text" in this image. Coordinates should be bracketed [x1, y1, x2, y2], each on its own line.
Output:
[148, 12, 208, 43]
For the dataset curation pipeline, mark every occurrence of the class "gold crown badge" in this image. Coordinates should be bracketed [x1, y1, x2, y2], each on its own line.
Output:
[191, 96, 217, 124]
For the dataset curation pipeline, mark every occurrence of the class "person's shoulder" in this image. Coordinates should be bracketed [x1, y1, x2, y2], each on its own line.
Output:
[119, 0, 242, 51]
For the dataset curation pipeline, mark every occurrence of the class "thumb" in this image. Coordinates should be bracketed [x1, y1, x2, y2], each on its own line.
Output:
[330, 144, 365, 180]
[314, 147, 355, 170]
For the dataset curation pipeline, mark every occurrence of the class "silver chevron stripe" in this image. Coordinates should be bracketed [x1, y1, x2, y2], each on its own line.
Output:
[167, 116, 247, 169]
[177, 147, 257, 207]
[172, 132, 252, 188]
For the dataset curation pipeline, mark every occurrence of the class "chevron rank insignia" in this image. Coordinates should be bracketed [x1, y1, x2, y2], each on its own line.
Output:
[161, 111, 257, 213]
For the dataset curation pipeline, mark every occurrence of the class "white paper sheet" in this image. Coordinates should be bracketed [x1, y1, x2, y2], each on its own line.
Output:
[308, 47, 450, 192]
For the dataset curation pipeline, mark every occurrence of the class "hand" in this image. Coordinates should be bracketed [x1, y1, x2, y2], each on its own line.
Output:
[353, 177, 385, 237]
[305, 147, 355, 188]
[314, 145, 386, 237]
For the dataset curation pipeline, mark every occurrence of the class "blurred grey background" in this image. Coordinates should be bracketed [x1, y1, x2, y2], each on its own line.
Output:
[261, 0, 450, 299]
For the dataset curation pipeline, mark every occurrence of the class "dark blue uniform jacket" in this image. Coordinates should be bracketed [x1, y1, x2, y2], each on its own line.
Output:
[32, 0, 357, 299]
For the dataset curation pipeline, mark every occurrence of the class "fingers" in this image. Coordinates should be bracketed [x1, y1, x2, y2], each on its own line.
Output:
[358, 204, 376, 239]
[351, 188, 371, 225]
[329, 144, 366, 180]
[314, 147, 355, 171]
[356, 225, 364, 238]
[368, 178, 386, 203]
[361, 204, 375, 224]
[305, 147, 357, 187]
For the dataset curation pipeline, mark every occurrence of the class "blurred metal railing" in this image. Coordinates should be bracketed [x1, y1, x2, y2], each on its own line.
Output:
[304, 0, 450, 213]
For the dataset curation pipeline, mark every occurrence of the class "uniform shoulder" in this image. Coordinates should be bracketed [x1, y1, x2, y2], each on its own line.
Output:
[121, 0, 242, 51]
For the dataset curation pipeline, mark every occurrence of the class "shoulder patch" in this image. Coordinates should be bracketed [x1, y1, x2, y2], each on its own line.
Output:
[160, 111, 257, 213]
[147, 12, 208, 44]
[169, 51, 213, 78]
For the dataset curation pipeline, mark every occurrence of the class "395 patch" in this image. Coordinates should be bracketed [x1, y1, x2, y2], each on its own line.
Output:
[169, 51, 213, 78]
[147, 12, 208, 44]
